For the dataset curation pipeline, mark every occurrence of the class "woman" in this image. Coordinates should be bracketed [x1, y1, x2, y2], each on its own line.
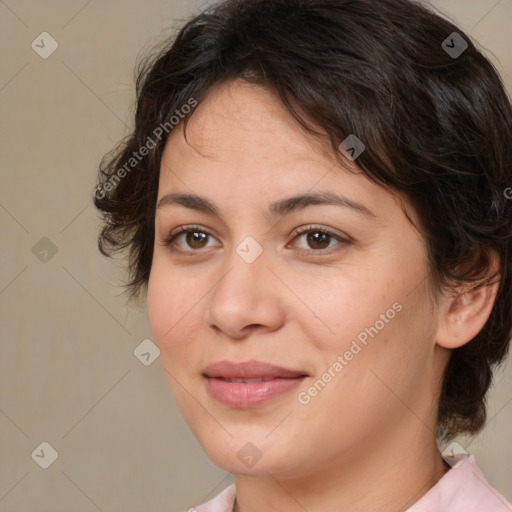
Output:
[93, 0, 512, 510]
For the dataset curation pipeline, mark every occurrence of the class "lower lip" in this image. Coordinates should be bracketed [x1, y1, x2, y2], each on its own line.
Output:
[205, 376, 307, 408]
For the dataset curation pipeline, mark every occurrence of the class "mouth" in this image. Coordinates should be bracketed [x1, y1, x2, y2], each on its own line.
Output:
[214, 376, 278, 383]
[202, 360, 308, 408]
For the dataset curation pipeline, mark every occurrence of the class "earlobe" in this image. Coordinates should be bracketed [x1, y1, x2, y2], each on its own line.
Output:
[435, 253, 501, 350]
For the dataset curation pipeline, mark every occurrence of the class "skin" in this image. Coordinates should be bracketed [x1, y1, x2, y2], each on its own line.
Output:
[147, 79, 500, 512]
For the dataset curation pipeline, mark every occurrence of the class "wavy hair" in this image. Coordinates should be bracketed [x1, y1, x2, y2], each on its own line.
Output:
[93, 0, 512, 442]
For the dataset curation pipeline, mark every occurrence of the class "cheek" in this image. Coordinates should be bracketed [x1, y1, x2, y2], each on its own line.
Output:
[297, 264, 428, 399]
[147, 266, 189, 350]
[297, 269, 395, 352]
[146, 270, 170, 345]
[146, 264, 207, 372]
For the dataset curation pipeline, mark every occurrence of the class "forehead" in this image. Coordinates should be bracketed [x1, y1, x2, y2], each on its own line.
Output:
[165, 79, 339, 167]
[158, 79, 413, 226]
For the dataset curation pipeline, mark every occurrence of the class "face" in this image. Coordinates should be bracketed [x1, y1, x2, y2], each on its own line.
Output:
[147, 79, 448, 480]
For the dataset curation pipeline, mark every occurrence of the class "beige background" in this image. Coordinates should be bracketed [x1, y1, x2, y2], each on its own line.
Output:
[0, 1, 511, 511]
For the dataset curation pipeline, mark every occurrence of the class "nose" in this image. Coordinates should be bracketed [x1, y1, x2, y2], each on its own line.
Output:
[203, 244, 285, 340]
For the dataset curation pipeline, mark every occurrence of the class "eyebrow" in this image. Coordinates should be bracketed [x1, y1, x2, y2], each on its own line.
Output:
[156, 191, 377, 220]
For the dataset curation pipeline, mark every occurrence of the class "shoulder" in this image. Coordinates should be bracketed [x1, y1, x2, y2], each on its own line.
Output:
[185, 484, 236, 512]
[408, 454, 512, 512]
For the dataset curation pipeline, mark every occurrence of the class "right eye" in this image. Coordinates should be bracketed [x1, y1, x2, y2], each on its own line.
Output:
[161, 225, 221, 253]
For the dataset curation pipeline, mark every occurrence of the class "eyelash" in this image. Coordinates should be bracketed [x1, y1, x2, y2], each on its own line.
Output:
[161, 224, 350, 255]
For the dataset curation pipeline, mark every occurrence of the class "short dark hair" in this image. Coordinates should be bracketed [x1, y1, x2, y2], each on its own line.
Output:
[93, 0, 512, 442]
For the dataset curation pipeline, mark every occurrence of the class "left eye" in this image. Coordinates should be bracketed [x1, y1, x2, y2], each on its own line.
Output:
[289, 226, 348, 252]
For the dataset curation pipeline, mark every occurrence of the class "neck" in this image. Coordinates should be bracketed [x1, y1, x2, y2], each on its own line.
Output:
[233, 424, 449, 512]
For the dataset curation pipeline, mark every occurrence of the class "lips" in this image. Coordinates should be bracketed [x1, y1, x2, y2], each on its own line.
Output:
[202, 360, 308, 408]
[202, 360, 308, 380]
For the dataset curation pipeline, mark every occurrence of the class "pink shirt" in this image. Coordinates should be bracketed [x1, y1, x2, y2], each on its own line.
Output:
[191, 455, 511, 511]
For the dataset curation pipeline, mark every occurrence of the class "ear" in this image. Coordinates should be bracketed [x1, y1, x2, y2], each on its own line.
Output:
[435, 250, 501, 349]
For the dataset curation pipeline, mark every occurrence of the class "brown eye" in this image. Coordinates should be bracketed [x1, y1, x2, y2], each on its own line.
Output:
[162, 226, 219, 252]
[184, 231, 209, 249]
[305, 231, 331, 250]
[290, 226, 350, 253]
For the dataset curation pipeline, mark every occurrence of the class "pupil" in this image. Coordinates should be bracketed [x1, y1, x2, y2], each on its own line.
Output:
[308, 232, 329, 249]
[187, 231, 206, 247]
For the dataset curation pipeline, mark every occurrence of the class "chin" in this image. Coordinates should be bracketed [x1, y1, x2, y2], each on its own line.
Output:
[196, 432, 300, 477]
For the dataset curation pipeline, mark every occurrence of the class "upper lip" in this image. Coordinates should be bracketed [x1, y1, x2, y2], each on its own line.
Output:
[203, 360, 308, 379]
